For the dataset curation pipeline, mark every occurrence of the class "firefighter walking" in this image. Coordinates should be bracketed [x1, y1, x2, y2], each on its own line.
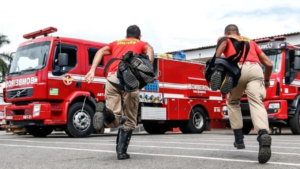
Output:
[214, 24, 273, 164]
[85, 25, 154, 160]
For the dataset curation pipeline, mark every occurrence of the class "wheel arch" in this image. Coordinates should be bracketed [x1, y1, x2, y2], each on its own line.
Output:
[288, 94, 300, 117]
[190, 104, 210, 121]
[68, 94, 97, 112]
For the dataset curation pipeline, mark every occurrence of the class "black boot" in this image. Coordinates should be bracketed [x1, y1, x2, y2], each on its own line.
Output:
[233, 129, 245, 149]
[116, 128, 130, 159]
[117, 127, 133, 160]
[257, 129, 272, 164]
[121, 116, 126, 125]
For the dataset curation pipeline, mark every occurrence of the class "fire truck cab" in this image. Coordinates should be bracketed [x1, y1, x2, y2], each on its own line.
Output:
[3, 27, 226, 137]
[222, 36, 300, 134]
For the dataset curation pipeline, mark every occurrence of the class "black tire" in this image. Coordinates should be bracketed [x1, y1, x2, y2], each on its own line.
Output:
[25, 126, 53, 137]
[65, 102, 94, 137]
[143, 122, 167, 134]
[64, 126, 75, 137]
[242, 123, 253, 135]
[179, 107, 206, 134]
[289, 105, 300, 135]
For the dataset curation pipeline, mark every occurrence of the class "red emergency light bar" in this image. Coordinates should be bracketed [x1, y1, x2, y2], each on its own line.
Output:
[274, 36, 286, 40]
[254, 38, 271, 43]
[23, 27, 58, 39]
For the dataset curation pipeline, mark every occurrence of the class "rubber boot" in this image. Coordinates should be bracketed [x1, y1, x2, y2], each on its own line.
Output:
[117, 127, 133, 160]
[233, 129, 245, 149]
[220, 72, 234, 95]
[210, 65, 225, 91]
[116, 128, 130, 159]
[93, 102, 116, 131]
[257, 129, 272, 164]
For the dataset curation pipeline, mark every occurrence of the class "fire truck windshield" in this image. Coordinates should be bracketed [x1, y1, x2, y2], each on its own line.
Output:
[9, 41, 50, 74]
[261, 49, 282, 73]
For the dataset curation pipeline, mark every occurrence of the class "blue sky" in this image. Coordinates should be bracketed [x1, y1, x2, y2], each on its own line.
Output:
[0, 0, 300, 54]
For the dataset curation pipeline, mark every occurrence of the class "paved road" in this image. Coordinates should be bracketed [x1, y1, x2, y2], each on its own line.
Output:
[0, 128, 299, 169]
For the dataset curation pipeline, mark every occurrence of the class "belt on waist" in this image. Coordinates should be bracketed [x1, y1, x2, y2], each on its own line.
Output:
[238, 62, 259, 65]
[108, 71, 117, 76]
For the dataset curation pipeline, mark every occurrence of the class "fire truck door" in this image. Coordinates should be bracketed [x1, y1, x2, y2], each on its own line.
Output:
[285, 50, 300, 86]
[48, 42, 82, 99]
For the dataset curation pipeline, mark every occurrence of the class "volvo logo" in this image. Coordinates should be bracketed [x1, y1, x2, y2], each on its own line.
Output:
[16, 91, 21, 97]
[11, 89, 27, 99]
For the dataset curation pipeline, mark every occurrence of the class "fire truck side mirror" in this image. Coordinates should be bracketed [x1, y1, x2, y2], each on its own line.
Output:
[294, 50, 300, 70]
[58, 53, 68, 66]
[8, 64, 11, 72]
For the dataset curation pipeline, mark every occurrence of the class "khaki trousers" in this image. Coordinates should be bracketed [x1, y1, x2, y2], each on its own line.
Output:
[227, 62, 270, 133]
[104, 73, 139, 131]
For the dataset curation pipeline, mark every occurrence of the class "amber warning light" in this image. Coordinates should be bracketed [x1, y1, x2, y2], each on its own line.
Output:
[23, 27, 58, 39]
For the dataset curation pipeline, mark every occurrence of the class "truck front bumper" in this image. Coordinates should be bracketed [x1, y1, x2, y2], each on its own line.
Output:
[5, 102, 66, 125]
[221, 100, 288, 125]
[221, 116, 287, 125]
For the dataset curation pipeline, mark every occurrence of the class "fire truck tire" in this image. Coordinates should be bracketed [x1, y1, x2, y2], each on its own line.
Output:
[66, 102, 94, 137]
[143, 122, 168, 134]
[242, 123, 253, 135]
[289, 105, 300, 135]
[180, 107, 206, 134]
[25, 126, 53, 137]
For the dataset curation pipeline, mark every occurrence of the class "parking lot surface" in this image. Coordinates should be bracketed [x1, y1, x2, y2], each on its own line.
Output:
[0, 128, 300, 169]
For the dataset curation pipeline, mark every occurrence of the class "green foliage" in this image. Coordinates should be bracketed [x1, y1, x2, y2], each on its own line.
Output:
[0, 33, 13, 83]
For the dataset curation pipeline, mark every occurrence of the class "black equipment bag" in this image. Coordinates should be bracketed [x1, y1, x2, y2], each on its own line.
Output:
[103, 51, 155, 92]
[203, 36, 250, 89]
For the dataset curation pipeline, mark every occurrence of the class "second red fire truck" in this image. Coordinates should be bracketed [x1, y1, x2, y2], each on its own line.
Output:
[2, 27, 226, 137]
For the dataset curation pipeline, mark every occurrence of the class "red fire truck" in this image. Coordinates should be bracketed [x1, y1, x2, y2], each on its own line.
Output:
[3, 27, 226, 137]
[221, 36, 300, 135]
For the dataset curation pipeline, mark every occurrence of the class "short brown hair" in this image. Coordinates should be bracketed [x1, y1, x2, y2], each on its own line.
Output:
[126, 25, 141, 39]
[224, 24, 239, 34]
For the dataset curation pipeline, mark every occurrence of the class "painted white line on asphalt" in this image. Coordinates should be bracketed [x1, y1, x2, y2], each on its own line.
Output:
[127, 138, 300, 145]
[0, 143, 300, 167]
[0, 139, 299, 156]
[130, 140, 300, 149]
[139, 136, 300, 143]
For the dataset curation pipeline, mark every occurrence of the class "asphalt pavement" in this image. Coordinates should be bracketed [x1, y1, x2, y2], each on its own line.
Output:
[0, 128, 299, 169]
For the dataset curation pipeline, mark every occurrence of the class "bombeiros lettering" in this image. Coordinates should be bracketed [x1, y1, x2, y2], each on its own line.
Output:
[258, 42, 272, 49]
[188, 84, 211, 91]
[6, 77, 38, 88]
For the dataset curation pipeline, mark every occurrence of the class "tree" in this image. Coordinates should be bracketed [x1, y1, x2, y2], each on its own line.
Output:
[0, 34, 13, 83]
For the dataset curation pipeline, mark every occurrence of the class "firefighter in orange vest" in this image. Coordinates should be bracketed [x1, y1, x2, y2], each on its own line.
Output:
[215, 24, 273, 164]
[85, 25, 154, 160]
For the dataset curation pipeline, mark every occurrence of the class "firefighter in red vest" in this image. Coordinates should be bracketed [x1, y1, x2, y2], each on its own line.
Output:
[85, 25, 154, 160]
[215, 24, 273, 164]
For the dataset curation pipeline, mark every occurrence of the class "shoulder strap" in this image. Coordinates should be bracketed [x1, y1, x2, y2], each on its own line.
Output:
[209, 37, 229, 67]
[107, 79, 125, 90]
[103, 58, 122, 76]
[227, 38, 250, 63]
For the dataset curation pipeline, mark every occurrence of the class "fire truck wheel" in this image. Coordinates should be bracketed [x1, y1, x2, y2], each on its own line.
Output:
[289, 105, 300, 135]
[25, 126, 53, 137]
[180, 107, 206, 134]
[66, 102, 94, 137]
[143, 122, 168, 134]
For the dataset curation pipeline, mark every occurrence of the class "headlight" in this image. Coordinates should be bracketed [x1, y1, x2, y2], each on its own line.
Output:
[33, 104, 41, 117]
[268, 103, 280, 109]
[222, 106, 228, 115]
[222, 106, 228, 112]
